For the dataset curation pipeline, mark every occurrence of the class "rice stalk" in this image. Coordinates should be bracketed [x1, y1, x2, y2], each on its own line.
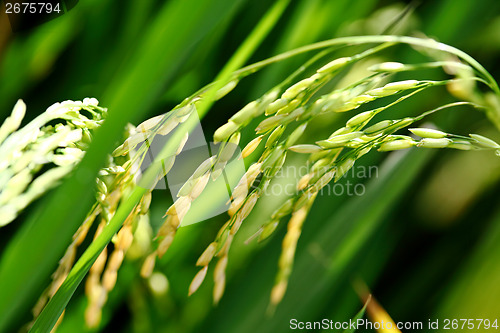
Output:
[0, 98, 106, 227]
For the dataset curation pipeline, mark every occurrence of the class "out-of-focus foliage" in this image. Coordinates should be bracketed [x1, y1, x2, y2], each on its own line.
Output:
[1, 0, 500, 332]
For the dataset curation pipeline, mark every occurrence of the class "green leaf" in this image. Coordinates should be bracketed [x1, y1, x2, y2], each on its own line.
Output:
[342, 295, 371, 333]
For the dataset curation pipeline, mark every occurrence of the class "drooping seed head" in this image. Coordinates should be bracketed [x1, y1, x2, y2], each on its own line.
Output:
[176, 179, 196, 198]
[230, 101, 258, 125]
[378, 117, 414, 135]
[262, 146, 284, 171]
[116, 225, 134, 250]
[256, 115, 286, 133]
[285, 122, 308, 148]
[219, 138, 239, 163]
[366, 87, 395, 98]
[265, 99, 288, 116]
[317, 57, 351, 74]
[270, 280, 288, 307]
[241, 135, 264, 158]
[350, 95, 376, 104]
[417, 138, 452, 148]
[240, 192, 259, 220]
[256, 89, 280, 117]
[297, 173, 313, 191]
[271, 198, 295, 220]
[266, 125, 285, 148]
[316, 132, 364, 149]
[378, 138, 416, 151]
[311, 158, 330, 173]
[312, 170, 335, 192]
[245, 162, 262, 184]
[368, 62, 406, 72]
[196, 242, 218, 266]
[157, 117, 180, 136]
[258, 220, 279, 242]
[334, 101, 360, 113]
[188, 266, 208, 296]
[4, 99, 26, 136]
[157, 234, 176, 258]
[289, 144, 322, 154]
[469, 134, 500, 148]
[383, 80, 419, 91]
[213, 255, 228, 290]
[215, 80, 238, 100]
[136, 114, 166, 133]
[294, 189, 315, 210]
[409, 128, 448, 139]
[140, 253, 157, 278]
[276, 99, 300, 116]
[192, 156, 216, 179]
[346, 111, 375, 128]
[335, 158, 356, 181]
[108, 250, 125, 272]
[448, 140, 473, 150]
[286, 106, 305, 120]
[213, 277, 226, 305]
[282, 78, 315, 99]
[214, 121, 239, 143]
[189, 172, 211, 199]
[230, 215, 245, 235]
[329, 126, 351, 137]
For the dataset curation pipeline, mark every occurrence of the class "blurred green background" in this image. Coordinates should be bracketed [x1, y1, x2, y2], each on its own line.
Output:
[1, 0, 500, 332]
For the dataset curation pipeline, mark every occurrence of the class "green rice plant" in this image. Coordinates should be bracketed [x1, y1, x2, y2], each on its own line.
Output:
[0, 98, 106, 226]
[4, 33, 495, 333]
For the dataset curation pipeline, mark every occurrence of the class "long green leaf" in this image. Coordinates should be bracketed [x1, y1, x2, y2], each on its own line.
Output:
[342, 295, 371, 333]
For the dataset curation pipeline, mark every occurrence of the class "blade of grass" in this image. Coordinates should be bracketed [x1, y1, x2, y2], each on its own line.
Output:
[436, 206, 500, 318]
[341, 295, 371, 333]
[30, 1, 290, 331]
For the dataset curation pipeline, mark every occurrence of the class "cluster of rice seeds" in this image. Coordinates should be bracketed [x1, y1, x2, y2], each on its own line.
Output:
[29, 117, 158, 329]
[138, 86, 285, 281]
[180, 54, 480, 305]
[188, 181, 262, 303]
[57, 99, 212, 327]
[183, 71, 335, 302]
[270, 191, 317, 310]
[30, 161, 139, 329]
[378, 130, 500, 153]
[139, 144, 215, 279]
[82, 154, 153, 328]
[0, 98, 106, 227]
[85, 196, 148, 328]
[258, 104, 500, 244]
[185, 55, 407, 294]
[112, 103, 196, 159]
[140, 129, 250, 282]
[184, 61, 371, 296]
[115, 89, 250, 283]
[239, 57, 500, 309]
